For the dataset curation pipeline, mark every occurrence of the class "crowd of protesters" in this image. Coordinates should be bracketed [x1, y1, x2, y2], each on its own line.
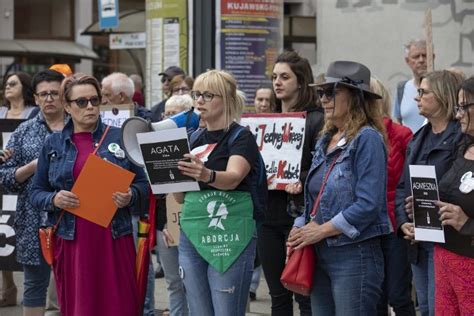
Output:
[0, 38, 473, 316]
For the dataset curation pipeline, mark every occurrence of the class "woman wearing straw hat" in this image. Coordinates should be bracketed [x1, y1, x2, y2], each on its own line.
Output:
[287, 61, 392, 315]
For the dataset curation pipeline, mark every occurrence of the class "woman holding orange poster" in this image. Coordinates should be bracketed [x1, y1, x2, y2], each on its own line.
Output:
[30, 73, 148, 316]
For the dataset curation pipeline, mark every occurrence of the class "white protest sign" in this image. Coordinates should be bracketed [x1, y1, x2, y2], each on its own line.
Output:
[241, 112, 306, 190]
[100, 104, 134, 128]
[409, 165, 445, 243]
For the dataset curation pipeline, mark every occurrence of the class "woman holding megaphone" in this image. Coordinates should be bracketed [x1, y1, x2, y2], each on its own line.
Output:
[173, 69, 260, 316]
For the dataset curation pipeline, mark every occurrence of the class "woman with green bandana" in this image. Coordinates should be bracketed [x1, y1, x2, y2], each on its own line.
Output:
[175, 69, 259, 316]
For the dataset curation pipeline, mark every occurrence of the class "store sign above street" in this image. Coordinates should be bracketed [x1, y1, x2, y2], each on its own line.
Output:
[109, 33, 146, 49]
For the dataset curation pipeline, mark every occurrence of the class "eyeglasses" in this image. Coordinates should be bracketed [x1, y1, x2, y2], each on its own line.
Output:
[36, 90, 59, 100]
[5, 81, 18, 88]
[161, 76, 170, 84]
[417, 88, 433, 98]
[68, 96, 101, 108]
[316, 88, 336, 101]
[455, 103, 474, 115]
[190, 91, 221, 102]
[172, 87, 190, 94]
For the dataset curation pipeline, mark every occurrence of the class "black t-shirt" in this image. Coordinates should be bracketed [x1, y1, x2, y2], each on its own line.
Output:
[190, 122, 258, 192]
[438, 151, 474, 258]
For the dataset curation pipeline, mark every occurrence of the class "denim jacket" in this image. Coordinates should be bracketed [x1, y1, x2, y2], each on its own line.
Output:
[30, 119, 148, 240]
[294, 127, 391, 246]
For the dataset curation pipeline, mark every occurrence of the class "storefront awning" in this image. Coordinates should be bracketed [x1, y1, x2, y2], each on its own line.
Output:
[81, 9, 145, 35]
[0, 39, 98, 60]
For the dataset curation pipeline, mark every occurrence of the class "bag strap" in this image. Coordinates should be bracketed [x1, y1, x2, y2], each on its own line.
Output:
[93, 125, 111, 156]
[53, 125, 111, 231]
[309, 152, 341, 219]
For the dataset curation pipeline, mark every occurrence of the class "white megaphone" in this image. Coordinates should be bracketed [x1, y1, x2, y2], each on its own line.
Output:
[121, 108, 200, 167]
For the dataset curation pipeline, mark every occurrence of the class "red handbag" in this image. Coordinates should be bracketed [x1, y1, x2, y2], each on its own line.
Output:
[280, 153, 340, 296]
[39, 210, 65, 266]
[280, 244, 315, 296]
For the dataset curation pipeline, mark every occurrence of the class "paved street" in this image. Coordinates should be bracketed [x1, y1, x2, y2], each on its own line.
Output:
[1, 269, 296, 315]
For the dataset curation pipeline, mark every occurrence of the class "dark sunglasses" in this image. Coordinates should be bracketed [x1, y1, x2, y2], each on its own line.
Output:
[68, 96, 101, 108]
[5, 81, 18, 88]
[161, 76, 170, 84]
[316, 88, 336, 100]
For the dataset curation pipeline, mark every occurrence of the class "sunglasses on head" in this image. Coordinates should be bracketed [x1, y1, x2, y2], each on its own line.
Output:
[68, 96, 101, 108]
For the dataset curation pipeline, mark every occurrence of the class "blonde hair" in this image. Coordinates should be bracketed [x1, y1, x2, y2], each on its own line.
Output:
[192, 70, 243, 128]
[370, 77, 392, 118]
[423, 70, 464, 121]
[320, 87, 387, 145]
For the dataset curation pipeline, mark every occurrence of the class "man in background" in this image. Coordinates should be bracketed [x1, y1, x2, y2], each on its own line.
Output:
[392, 39, 433, 133]
[150, 66, 185, 122]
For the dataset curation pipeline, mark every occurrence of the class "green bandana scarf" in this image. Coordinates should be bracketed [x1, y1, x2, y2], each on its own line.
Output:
[180, 190, 256, 273]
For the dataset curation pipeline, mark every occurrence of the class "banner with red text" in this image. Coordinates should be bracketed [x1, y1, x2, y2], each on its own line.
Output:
[241, 112, 306, 190]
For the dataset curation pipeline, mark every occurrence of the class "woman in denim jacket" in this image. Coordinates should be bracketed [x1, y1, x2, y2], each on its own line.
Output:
[288, 61, 391, 315]
[30, 74, 148, 316]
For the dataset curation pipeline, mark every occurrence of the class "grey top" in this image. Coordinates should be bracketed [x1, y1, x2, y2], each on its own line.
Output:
[0, 106, 37, 119]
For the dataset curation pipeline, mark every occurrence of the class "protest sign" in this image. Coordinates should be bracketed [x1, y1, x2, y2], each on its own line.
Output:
[0, 119, 25, 271]
[409, 165, 445, 243]
[241, 112, 306, 190]
[137, 127, 200, 194]
[100, 104, 134, 128]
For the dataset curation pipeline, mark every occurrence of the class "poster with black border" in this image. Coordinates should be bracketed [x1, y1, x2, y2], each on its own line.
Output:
[0, 118, 25, 271]
[137, 127, 200, 194]
[409, 165, 445, 243]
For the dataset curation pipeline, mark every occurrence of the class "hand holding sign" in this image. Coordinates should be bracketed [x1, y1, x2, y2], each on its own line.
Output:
[436, 201, 469, 232]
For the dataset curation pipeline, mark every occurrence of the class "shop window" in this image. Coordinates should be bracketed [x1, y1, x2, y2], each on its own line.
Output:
[15, 0, 74, 40]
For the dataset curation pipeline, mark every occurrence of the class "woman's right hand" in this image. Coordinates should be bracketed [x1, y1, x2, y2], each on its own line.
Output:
[162, 228, 175, 248]
[53, 190, 80, 209]
[0, 149, 13, 163]
[404, 196, 414, 220]
[401, 222, 415, 240]
[285, 181, 302, 195]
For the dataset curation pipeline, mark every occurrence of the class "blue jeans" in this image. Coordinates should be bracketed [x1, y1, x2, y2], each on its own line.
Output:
[22, 254, 51, 307]
[411, 242, 435, 316]
[250, 265, 262, 293]
[132, 215, 155, 316]
[157, 230, 188, 315]
[311, 237, 384, 316]
[377, 233, 415, 316]
[179, 232, 256, 316]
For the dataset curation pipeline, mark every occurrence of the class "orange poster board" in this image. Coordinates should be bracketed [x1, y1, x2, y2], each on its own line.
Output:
[65, 154, 135, 227]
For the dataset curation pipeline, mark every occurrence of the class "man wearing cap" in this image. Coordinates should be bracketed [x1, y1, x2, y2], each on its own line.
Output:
[150, 66, 185, 122]
[392, 39, 433, 133]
